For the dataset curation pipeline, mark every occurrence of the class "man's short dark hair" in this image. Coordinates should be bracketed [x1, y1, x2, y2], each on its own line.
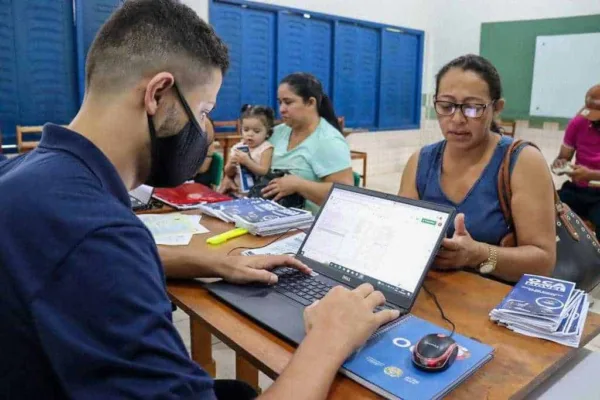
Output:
[86, 0, 229, 93]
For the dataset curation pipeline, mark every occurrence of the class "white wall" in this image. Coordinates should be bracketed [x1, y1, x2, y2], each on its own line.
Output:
[187, 0, 434, 30]
[182, 0, 209, 21]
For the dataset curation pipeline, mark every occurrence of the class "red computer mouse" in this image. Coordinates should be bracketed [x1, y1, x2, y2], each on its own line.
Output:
[412, 333, 459, 372]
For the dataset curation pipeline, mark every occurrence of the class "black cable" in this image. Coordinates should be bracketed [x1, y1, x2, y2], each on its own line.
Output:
[226, 227, 308, 256]
[423, 284, 456, 337]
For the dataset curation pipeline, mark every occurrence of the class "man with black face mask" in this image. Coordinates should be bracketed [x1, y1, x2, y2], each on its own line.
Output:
[0, 1, 398, 399]
[554, 84, 600, 240]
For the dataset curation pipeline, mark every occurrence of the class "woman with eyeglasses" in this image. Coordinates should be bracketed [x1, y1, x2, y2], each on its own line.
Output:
[399, 54, 556, 283]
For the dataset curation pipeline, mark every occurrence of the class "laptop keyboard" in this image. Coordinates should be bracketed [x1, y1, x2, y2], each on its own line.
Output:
[273, 267, 331, 306]
[273, 267, 396, 313]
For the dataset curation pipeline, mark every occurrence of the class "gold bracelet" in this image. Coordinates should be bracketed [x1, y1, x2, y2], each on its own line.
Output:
[479, 245, 498, 274]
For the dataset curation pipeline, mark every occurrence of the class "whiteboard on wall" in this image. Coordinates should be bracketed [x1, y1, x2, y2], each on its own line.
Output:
[530, 33, 600, 118]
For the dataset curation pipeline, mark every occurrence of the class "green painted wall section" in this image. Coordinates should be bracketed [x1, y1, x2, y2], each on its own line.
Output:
[480, 14, 600, 127]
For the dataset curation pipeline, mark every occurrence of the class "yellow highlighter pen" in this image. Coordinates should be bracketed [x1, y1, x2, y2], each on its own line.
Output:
[206, 228, 249, 245]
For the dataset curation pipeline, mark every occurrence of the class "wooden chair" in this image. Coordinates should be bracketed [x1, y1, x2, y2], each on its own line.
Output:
[212, 120, 240, 165]
[16, 125, 44, 153]
[350, 150, 368, 187]
[212, 120, 239, 134]
[498, 119, 517, 137]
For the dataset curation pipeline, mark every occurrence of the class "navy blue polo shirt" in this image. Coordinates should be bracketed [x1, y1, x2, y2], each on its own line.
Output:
[0, 124, 215, 399]
[0, 153, 6, 161]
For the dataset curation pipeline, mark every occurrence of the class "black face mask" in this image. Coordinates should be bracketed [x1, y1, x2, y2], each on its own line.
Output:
[145, 83, 209, 188]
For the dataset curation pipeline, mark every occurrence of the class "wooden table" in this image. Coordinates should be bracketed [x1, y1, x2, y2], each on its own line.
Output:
[167, 215, 600, 399]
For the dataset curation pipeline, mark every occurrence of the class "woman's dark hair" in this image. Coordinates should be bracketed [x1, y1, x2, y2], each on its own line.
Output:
[435, 54, 503, 134]
[240, 104, 276, 137]
[280, 72, 342, 133]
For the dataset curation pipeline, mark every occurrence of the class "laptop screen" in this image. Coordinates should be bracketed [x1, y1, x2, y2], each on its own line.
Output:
[299, 186, 451, 304]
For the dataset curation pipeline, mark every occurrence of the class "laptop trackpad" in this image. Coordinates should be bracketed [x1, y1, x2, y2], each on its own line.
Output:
[207, 282, 307, 345]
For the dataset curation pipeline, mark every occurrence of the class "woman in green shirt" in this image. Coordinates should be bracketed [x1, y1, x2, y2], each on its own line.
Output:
[262, 73, 353, 209]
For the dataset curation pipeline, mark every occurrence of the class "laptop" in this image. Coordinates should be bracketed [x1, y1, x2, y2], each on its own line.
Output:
[205, 184, 455, 345]
[128, 184, 155, 211]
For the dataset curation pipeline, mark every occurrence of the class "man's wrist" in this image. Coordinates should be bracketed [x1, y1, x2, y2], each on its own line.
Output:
[216, 255, 237, 280]
[303, 326, 353, 365]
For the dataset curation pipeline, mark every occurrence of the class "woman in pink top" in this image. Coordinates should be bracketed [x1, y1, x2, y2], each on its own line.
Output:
[553, 84, 600, 239]
[219, 104, 274, 196]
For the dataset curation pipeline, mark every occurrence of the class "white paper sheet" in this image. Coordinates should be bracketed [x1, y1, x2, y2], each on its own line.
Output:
[137, 213, 209, 246]
[242, 233, 306, 256]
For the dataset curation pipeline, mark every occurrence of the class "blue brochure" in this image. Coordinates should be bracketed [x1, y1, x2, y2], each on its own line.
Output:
[237, 145, 255, 193]
[494, 275, 575, 326]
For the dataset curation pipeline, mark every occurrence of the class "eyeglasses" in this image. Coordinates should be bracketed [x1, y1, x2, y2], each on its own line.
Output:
[434, 100, 495, 119]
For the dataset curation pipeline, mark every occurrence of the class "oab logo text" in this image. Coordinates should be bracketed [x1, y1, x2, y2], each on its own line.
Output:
[525, 278, 566, 292]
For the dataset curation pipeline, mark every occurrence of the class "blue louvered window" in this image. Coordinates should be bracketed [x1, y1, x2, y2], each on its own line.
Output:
[0, 0, 19, 144]
[277, 13, 332, 95]
[333, 22, 380, 129]
[74, 0, 123, 104]
[0, 0, 79, 146]
[211, 2, 276, 122]
[210, 0, 423, 131]
[379, 29, 422, 130]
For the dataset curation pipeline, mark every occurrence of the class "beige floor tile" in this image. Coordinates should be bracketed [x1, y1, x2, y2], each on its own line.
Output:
[259, 372, 274, 392]
[211, 341, 275, 391]
[213, 345, 236, 380]
[172, 307, 190, 323]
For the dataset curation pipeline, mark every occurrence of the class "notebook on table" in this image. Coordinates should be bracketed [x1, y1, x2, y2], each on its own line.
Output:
[153, 182, 231, 210]
[342, 314, 494, 400]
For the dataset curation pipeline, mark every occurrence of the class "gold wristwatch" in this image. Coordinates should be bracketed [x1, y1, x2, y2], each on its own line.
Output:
[479, 245, 498, 274]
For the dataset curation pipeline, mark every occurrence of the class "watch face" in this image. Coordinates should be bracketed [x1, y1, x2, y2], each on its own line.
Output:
[480, 262, 494, 274]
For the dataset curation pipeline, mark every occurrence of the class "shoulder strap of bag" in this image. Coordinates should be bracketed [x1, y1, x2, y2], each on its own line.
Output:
[497, 139, 581, 240]
[497, 139, 528, 228]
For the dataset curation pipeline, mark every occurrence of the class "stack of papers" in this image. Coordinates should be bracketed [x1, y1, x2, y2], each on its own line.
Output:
[490, 274, 589, 348]
[137, 213, 209, 246]
[242, 233, 306, 256]
[199, 198, 313, 236]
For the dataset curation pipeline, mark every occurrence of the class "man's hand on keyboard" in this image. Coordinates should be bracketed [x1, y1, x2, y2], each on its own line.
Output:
[221, 255, 312, 285]
[303, 283, 401, 355]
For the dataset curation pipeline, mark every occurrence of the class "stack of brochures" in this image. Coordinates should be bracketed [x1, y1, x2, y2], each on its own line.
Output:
[490, 274, 589, 348]
[198, 198, 313, 236]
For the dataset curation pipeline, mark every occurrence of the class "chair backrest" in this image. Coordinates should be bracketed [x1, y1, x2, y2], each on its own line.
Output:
[208, 152, 224, 187]
[353, 171, 360, 187]
[497, 120, 516, 137]
[16, 125, 45, 153]
[212, 120, 239, 134]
